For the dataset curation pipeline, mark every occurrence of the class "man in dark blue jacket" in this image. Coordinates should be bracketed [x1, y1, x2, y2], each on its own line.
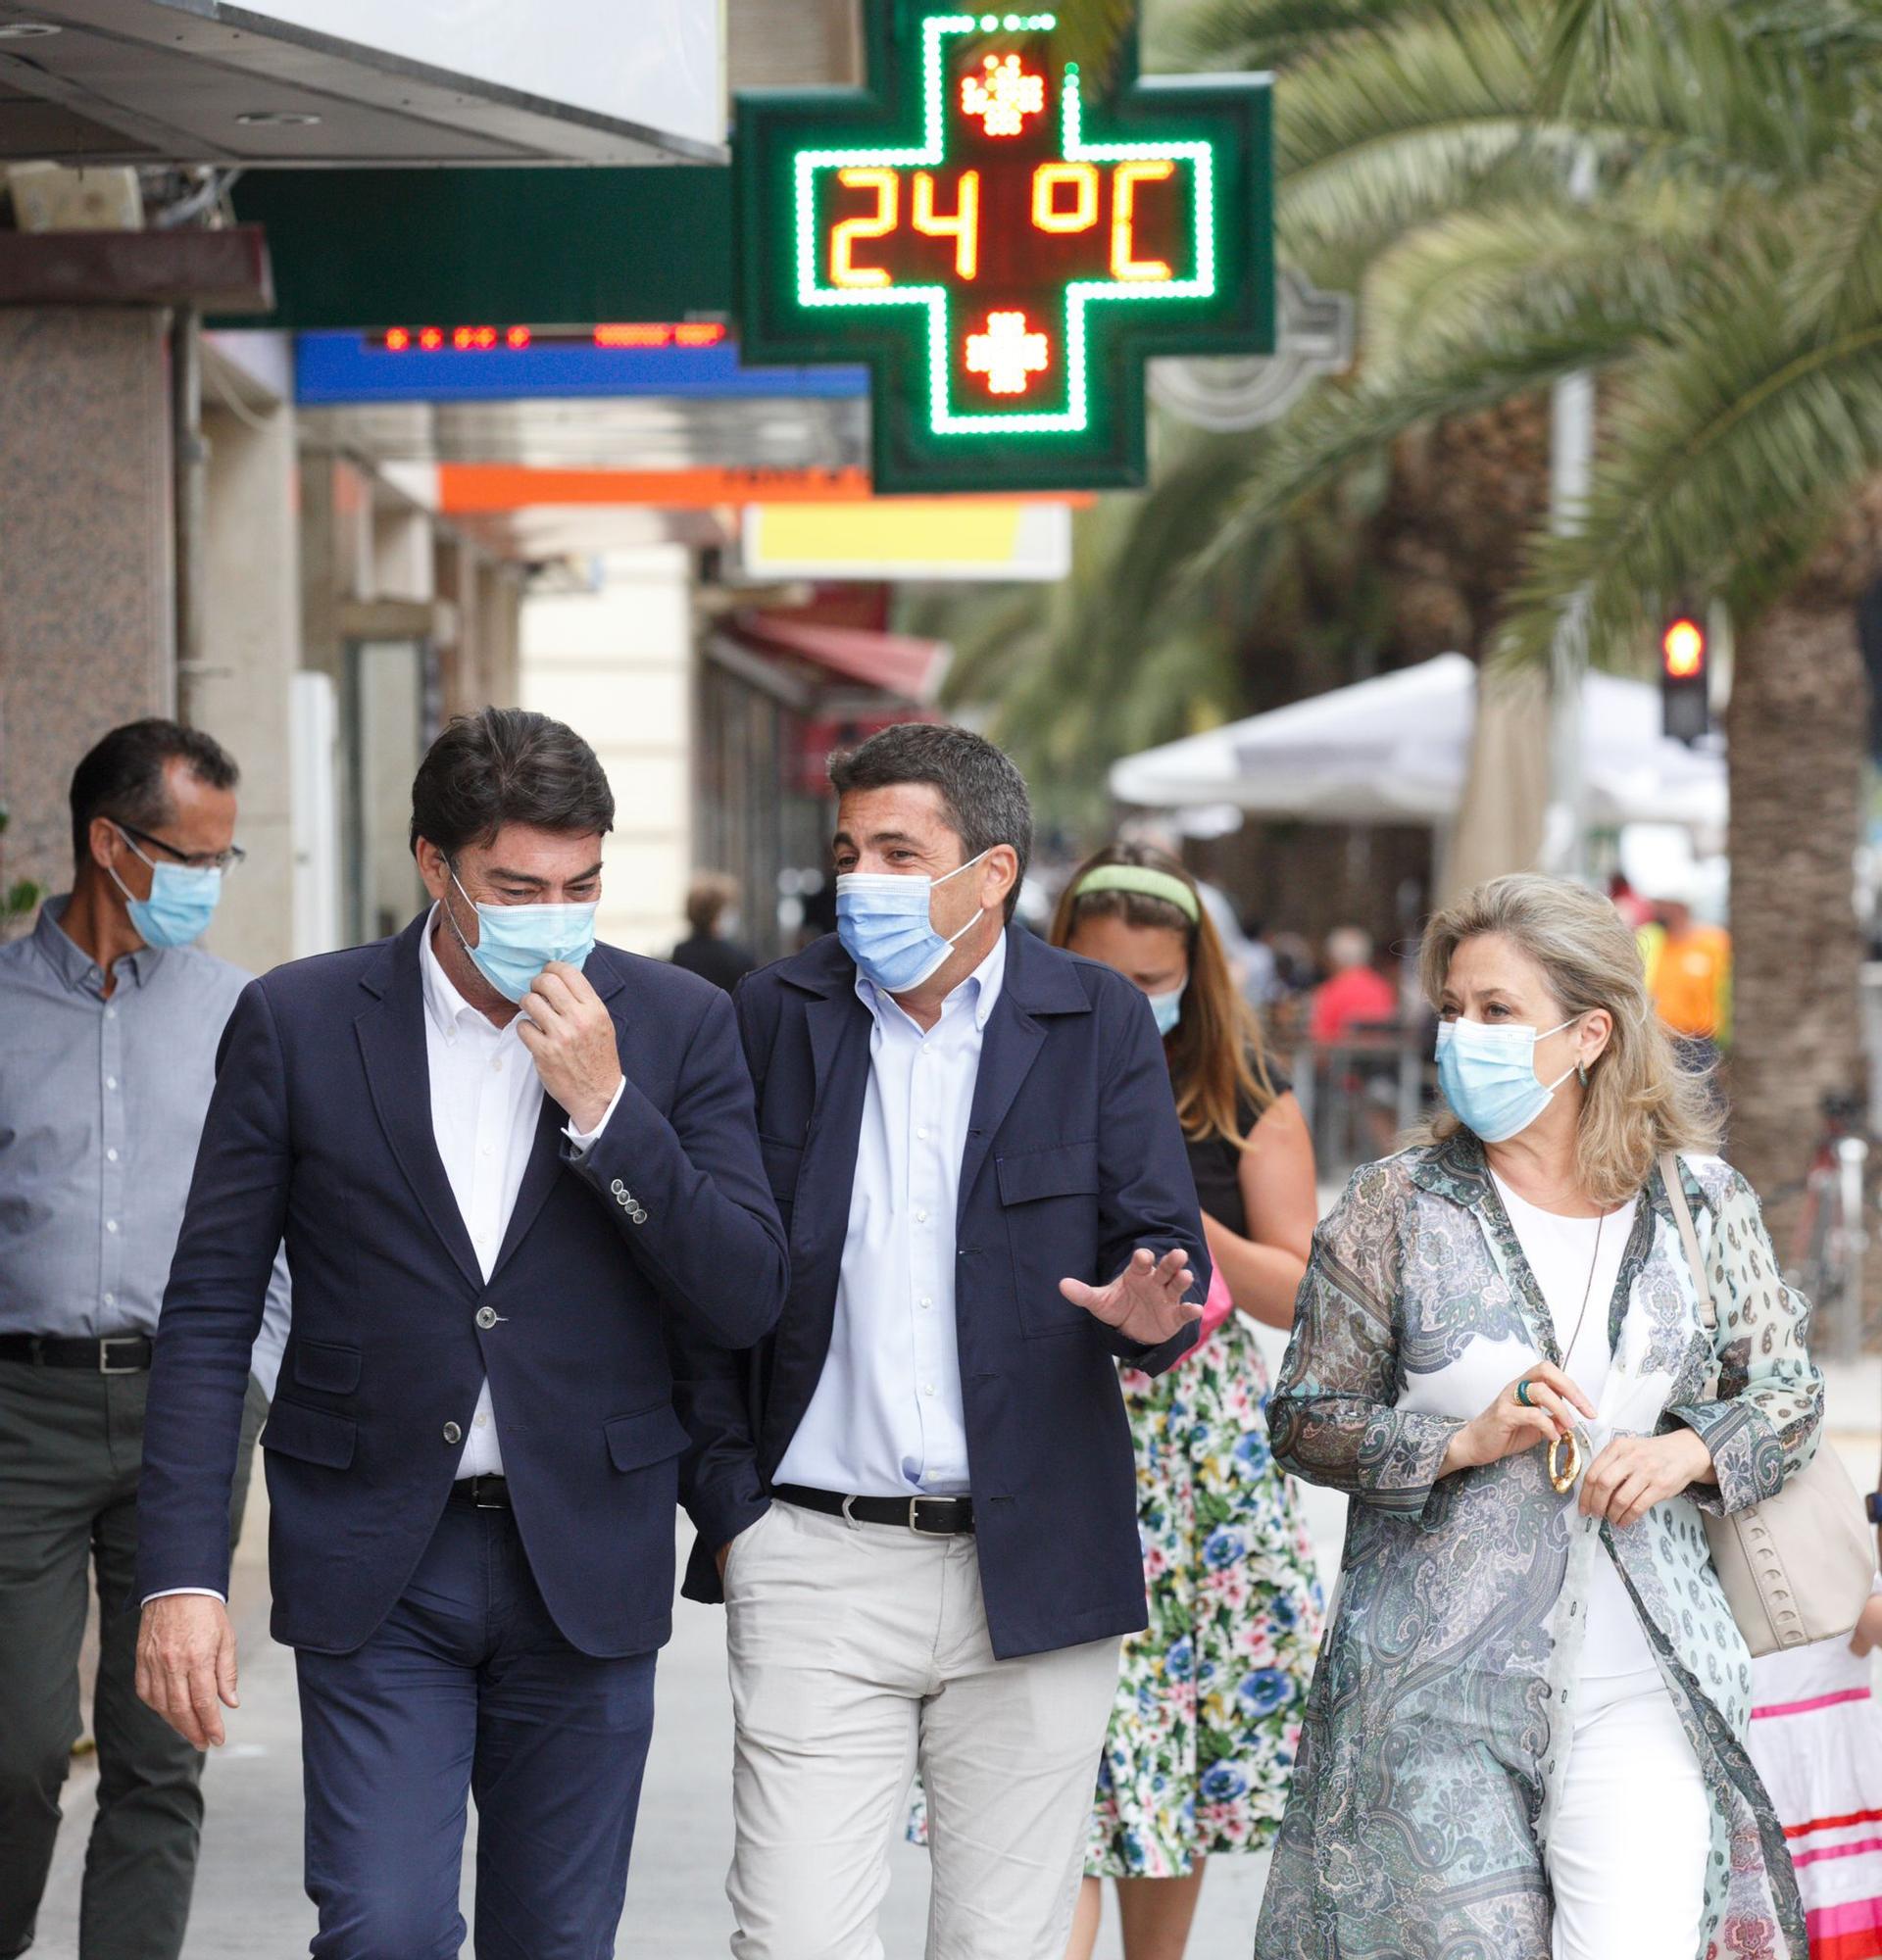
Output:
[681, 723, 1207, 1960]
[133, 708, 788, 1959]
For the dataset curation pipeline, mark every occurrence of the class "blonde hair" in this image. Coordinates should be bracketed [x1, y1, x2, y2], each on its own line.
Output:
[1417, 872, 1721, 1206]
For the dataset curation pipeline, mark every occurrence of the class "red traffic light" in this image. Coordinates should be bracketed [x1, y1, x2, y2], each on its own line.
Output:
[1662, 616, 1706, 679]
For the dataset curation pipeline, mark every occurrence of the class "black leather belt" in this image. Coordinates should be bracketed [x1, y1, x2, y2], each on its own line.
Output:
[772, 1483, 975, 1535]
[0, 1333, 152, 1373]
[449, 1474, 512, 1510]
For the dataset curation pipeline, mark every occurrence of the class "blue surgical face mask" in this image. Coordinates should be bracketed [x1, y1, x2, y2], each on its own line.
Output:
[836, 850, 991, 994]
[108, 831, 223, 949]
[1147, 981, 1186, 1039]
[1435, 1014, 1580, 1144]
[446, 867, 598, 1004]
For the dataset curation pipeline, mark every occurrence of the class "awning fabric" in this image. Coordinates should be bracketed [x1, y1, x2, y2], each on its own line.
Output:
[727, 612, 951, 706]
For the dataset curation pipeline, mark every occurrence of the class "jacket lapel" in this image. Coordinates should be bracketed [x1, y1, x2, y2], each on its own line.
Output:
[492, 946, 633, 1279]
[354, 914, 483, 1293]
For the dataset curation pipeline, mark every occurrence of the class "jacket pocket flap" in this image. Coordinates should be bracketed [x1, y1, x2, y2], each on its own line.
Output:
[997, 1139, 1100, 1205]
[262, 1396, 357, 1470]
[605, 1403, 691, 1473]
[291, 1339, 361, 1396]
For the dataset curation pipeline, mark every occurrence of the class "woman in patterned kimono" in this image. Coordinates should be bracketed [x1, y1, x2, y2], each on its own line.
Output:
[1256, 872, 1819, 1960]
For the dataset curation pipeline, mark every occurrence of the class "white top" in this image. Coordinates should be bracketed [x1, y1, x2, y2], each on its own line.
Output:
[1492, 1174, 1659, 1680]
[773, 930, 1008, 1498]
[419, 912, 619, 1479]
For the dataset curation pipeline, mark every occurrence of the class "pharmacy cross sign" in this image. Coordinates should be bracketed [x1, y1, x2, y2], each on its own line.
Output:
[731, 4, 1274, 495]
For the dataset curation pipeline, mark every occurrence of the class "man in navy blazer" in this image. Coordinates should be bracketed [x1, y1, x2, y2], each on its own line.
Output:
[133, 709, 787, 1958]
[679, 724, 1208, 1959]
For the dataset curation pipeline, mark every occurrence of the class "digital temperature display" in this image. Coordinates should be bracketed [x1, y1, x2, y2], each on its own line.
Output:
[734, 4, 1273, 493]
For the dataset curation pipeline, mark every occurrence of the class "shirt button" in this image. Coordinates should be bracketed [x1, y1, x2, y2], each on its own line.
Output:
[102, 1292, 115, 1307]
[915, 1208, 928, 1224]
[480, 1144, 493, 1157]
[105, 1219, 119, 1234]
[922, 1383, 936, 1397]
[105, 1007, 117, 1021]
[491, 1057, 504, 1073]
[443, 1422, 463, 1445]
[919, 1296, 933, 1309]
[106, 1149, 119, 1162]
[474, 1413, 489, 1429]
[105, 1076, 119, 1091]
[916, 1127, 929, 1140]
[475, 1305, 498, 1329]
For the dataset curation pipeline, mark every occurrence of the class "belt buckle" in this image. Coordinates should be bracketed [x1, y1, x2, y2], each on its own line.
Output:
[98, 1337, 142, 1375]
[908, 1496, 946, 1535]
[472, 1477, 506, 1510]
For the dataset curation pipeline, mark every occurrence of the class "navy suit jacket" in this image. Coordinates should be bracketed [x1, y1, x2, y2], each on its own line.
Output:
[138, 912, 789, 1657]
[676, 924, 1208, 1660]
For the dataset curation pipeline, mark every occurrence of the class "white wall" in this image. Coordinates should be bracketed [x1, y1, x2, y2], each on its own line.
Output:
[520, 548, 694, 958]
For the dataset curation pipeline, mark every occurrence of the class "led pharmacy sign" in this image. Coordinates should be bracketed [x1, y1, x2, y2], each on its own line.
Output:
[732, 5, 1274, 495]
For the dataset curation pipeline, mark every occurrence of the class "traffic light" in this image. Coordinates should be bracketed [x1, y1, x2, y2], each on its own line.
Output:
[1660, 613, 1709, 744]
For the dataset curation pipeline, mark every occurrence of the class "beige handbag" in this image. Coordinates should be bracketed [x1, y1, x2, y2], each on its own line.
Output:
[1660, 1154, 1874, 1655]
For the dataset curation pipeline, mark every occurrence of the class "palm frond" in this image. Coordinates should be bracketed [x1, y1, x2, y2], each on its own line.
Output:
[1500, 285, 1882, 667]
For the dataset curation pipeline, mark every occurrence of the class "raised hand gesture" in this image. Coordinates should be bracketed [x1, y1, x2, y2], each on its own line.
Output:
[1059, 1246, 1202, 1349]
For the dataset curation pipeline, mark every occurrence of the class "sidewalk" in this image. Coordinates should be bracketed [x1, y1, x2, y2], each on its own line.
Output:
[37, 1343, 1877, 1958]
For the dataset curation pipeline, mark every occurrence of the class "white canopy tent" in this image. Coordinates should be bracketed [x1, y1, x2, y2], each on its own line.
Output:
[1108, 653, 1725, 830]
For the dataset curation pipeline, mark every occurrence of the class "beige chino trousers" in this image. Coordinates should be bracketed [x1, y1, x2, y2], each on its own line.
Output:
[724, 1499, 1121, 1960]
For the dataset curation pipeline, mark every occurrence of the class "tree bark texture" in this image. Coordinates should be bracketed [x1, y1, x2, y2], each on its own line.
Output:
[1724, 601, 1867, 1318]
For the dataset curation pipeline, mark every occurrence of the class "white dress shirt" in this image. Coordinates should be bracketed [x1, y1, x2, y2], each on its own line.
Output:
[773, 930, 1006, 1499]
[419, 911, 619, 1478]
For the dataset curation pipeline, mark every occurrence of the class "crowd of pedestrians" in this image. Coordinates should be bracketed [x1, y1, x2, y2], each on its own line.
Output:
[0, 709, 1869, 1960]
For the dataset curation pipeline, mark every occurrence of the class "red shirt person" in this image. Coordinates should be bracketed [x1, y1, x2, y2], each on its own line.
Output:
[1311, 927, 1400, 1045]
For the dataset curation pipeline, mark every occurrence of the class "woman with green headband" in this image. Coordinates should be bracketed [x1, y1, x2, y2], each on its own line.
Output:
[1049, 843, 1323, 1958]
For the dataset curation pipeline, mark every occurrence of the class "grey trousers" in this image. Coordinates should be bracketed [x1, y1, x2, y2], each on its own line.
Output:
[0, 1358, 267, 1960]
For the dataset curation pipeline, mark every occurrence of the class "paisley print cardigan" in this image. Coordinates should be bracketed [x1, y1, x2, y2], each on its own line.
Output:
[1254, 1134, 1821, 1960]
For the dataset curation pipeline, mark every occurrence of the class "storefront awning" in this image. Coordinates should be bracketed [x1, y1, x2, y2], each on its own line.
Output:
[720, 612, 951, 708]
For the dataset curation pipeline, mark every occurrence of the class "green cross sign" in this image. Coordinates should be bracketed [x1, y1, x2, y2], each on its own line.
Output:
[732, 5, 1274, 495]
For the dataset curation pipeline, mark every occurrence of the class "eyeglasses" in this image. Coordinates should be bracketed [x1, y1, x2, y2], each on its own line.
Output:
[113, 821, 247, 875]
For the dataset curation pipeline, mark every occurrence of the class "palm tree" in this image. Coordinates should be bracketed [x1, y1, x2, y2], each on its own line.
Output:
[1028, 0, 1882, 1215]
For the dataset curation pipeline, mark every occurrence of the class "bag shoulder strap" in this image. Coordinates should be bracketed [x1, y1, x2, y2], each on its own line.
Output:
[1659, 1152, 1717, 1333]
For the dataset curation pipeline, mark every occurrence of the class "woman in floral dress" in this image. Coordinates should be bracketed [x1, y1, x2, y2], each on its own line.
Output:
[1054, 845, 1324, 1958]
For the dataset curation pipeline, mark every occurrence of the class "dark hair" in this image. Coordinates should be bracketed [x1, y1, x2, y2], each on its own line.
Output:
[827, 723, 1032, 918]
[1052, 841, 1279, 1149]
[69, 718, 239, 870]
[409, 708, 614, 860]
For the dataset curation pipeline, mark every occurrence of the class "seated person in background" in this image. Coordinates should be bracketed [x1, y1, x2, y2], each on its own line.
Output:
[670, 870, 757, 993]
[1309, 926, 1400, 1046]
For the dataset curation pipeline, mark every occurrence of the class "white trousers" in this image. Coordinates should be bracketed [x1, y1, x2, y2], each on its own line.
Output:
[722, 1499, 1121, 1960]
[1546, 1669, 1712, 1960]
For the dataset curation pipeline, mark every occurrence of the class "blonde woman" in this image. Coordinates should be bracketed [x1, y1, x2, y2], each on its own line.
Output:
[1256, 873, 1819, 1960]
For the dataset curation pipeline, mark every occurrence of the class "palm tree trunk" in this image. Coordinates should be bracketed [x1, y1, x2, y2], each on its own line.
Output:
[1724, 601, 1867, 1243]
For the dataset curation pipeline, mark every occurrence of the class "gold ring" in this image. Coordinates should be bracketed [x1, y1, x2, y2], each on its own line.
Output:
[1548, 1433, 1582, 1494]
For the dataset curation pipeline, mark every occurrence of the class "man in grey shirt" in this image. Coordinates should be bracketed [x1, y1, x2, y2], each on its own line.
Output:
[0, 719, 288, 1960]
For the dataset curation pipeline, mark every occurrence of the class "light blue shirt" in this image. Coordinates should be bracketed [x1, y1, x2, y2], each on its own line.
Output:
[0, 896, 290, 1395]
[773, 929, 1008, 1498]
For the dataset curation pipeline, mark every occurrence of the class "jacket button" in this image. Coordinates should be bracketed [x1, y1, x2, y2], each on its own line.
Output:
[475, 1306, 498, 1330]
[443, 1421, 463, 1445]
[610, 1179, 624, 1196]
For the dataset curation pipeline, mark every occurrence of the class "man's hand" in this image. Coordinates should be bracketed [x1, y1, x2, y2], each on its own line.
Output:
[1579, 1427, 1714, 1529]
[1060, 1247, 1202, 1348]
[136, 1595, 238, 1749]
[516, 961, 623, 1135]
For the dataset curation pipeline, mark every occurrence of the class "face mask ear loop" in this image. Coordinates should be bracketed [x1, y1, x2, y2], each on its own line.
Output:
[443, 864, 482, 962]
[936, 848, 995, 950]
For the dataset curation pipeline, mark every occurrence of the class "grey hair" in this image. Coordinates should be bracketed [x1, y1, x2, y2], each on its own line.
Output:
[1416, 872, 1722, 1206]
[828, 723, 1032, 918]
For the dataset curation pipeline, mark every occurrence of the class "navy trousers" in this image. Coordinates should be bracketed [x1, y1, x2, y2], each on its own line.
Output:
[295, 1496, 656, 1960]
